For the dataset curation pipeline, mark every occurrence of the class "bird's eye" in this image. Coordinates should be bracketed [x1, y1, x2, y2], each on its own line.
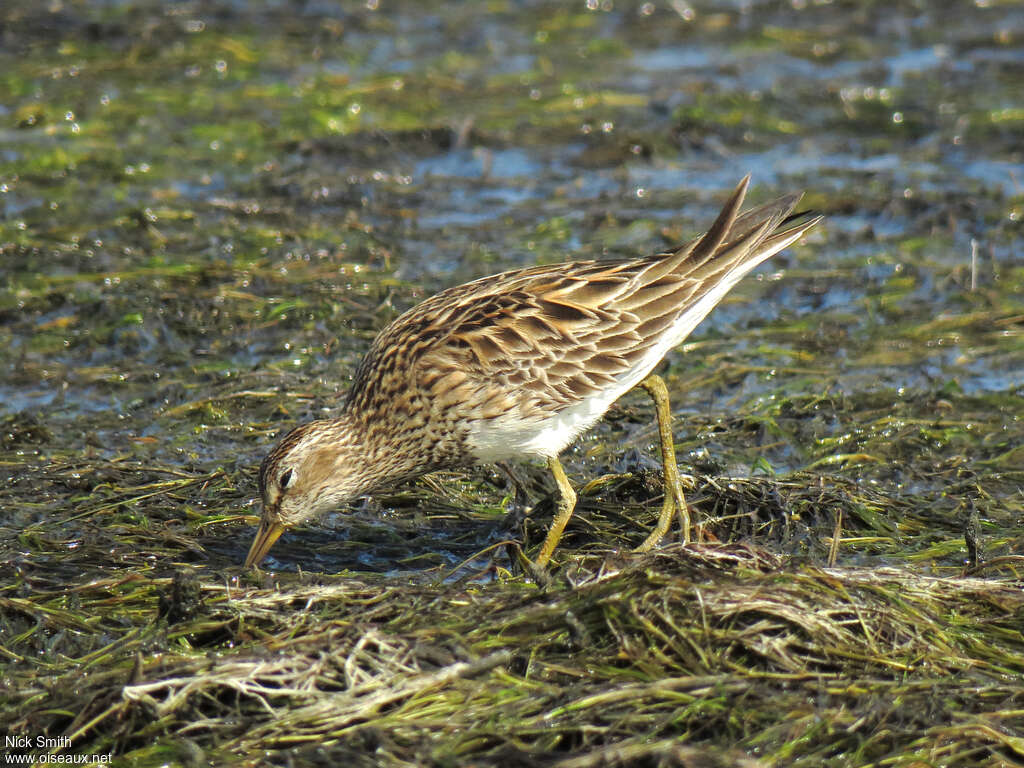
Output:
[279, 469, 294, 490]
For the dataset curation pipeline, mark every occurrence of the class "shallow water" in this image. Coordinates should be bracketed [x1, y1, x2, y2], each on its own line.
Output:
[1, 0, 1021, 592]
[1, 0, 1022, 574]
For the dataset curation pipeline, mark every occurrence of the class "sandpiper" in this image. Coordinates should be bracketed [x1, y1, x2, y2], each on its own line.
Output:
[245, 176, 821, 568]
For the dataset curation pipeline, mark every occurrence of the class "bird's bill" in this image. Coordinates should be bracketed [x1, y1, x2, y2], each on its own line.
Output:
[245, 519, 286, 568]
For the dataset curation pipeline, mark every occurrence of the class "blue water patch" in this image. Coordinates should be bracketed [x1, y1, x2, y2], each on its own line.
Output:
[414, 147, 545, 180]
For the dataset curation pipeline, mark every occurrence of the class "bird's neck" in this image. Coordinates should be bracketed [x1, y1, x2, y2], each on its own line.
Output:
[331, 406, 429, 490]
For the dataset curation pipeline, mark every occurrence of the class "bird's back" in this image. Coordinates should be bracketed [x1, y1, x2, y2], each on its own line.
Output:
[344, 176, 821, 465]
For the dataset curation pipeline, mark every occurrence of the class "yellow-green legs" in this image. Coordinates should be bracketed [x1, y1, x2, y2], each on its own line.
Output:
[534, 455, 577, 568]
[635, 374, 691, 550]
[532, 373, 690, 568]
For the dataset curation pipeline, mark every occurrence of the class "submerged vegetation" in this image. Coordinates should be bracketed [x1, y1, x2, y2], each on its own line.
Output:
[1, 0, 1022, 765]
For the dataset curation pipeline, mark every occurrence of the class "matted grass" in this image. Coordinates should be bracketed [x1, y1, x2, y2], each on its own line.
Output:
[4, 540, 1024, 766]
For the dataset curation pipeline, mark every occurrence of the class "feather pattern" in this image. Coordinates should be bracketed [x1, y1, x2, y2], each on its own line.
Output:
[341, 176, 820, 464]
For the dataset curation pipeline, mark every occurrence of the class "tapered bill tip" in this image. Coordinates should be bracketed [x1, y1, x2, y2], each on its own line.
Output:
[244, 519, 286, 568]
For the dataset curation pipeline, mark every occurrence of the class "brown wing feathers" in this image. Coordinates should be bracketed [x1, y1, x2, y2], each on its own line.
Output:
[352, 177, 816, 417]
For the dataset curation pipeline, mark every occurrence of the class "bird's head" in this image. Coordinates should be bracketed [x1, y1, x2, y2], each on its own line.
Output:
[245, 418, 372, 568]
